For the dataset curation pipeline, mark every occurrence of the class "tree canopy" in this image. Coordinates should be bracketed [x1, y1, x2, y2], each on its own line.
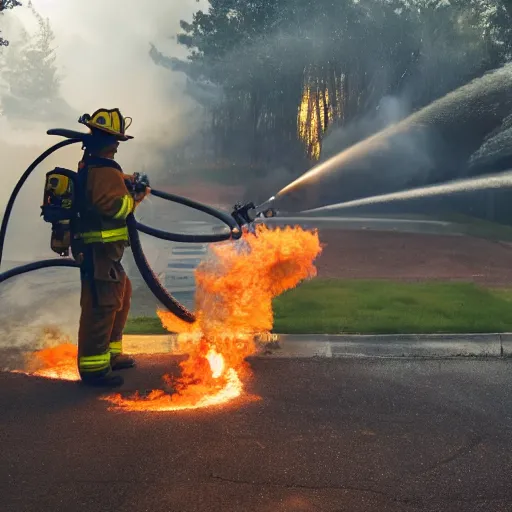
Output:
[152, 0, 512, 179]
[0, 1, 75, 122]
[0, 0, 21, 46]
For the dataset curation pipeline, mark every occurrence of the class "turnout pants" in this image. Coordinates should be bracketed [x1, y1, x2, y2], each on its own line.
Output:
[77, 243, 132, 378]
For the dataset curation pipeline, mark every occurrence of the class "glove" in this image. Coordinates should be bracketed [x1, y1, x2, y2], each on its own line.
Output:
[134, 186, 150, 204]
[125, 172, 151, 204]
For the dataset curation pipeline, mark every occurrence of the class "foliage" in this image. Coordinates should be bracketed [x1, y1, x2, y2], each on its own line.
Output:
[152, 0, 512, 172]
[0, 1, 73, 122]
[2, 4, 59, 100]
[0, 0, 21, 47]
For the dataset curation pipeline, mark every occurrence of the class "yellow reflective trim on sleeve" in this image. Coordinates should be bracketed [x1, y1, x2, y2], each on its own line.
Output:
[127, 195, 134, 215]
[109, 340, 122, 355]
[79, 226, 129, 244]
[78, 352, 111, 373]
[113, 195, 134, 220]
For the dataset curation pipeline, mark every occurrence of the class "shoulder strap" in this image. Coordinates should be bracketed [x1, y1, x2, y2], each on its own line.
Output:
[83, 156, 123, 172]
[75, 160, 90, 216]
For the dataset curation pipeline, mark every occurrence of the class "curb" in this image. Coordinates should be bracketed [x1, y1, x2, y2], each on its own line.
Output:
[122, 333, 512, 359]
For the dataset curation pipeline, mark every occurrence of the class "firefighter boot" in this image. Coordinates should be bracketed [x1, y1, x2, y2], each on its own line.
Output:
[81, 372, 124, 388]
[111, 354, 136, 371]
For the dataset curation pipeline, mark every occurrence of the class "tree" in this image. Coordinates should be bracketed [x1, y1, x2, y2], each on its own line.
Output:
[0, 0, 21, 47]
[0, 1, 75, 122]
[3, 4, 59, 98]
[152, 0, 512, 176]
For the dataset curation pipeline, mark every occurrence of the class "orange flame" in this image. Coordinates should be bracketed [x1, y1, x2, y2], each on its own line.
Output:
[13, 225, 321, 412]
[17, 343, 80, 381]
[105, 225, 321, 411]
[206, 348, 225, 379]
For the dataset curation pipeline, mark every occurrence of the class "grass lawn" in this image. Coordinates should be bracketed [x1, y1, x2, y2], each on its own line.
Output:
[125, 316, 168, 335]
[125, 280, 512, 335]
[273, 280, 512, 334]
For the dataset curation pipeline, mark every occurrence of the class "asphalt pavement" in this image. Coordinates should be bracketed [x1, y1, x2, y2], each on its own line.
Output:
[1, 356, 512, 512]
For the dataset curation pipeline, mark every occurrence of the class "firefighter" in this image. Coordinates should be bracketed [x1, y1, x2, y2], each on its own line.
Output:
[73, 108, 148, 388]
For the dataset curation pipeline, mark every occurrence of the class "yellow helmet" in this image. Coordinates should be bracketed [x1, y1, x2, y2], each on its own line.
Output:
[78, 108, 133, 140]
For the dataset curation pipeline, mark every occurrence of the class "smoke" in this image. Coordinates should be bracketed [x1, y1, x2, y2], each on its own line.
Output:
[0, 268, 80, 351]
[163, 0, 505, 207]
[0, 0, 207, 350]
[0, 0, 209, 170]
[321, 96, 411, 160]
[277, 63, 512, 212]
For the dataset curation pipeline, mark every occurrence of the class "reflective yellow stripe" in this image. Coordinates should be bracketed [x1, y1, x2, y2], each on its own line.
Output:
[78, 352, 110, 373]
[109, 340, 122, 355]
[113, 195, 134, 220]
[79, 226, 129, 244]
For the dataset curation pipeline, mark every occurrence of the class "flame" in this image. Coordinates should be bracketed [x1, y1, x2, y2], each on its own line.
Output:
[206, 348, 225, 379]
[10, 226, 321, 413]
[103, 366, 244, 412]
[298, 85, 334, 160]
[19, 343, 80, 381]
[104, 225, 322, 412]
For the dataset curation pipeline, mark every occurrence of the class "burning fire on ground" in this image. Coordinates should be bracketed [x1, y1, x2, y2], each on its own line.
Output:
[25, 343, 80, 381]
[104, 225, 321, 411]
[14, 328, 80, 381]
[18, 225, 321, 412]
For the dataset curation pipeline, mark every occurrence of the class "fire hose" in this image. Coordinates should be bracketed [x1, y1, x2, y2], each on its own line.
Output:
[0, 130, 274, 323]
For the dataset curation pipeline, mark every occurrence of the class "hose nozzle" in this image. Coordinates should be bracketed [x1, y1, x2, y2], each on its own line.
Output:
[231, 198, 278, 230]
[255, 196, 278, 220]
[231, 202, 257, 227]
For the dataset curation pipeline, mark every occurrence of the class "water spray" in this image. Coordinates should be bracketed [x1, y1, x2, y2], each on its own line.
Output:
[303, 171, 512, 213]
[274, 65, 512, 211]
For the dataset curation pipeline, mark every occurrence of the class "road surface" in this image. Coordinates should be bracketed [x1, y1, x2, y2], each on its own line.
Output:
[1, 356, 512, 512]
[261, 215, 459, 236]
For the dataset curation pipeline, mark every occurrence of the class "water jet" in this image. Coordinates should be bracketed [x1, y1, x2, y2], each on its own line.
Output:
[277, 65, 512, 211]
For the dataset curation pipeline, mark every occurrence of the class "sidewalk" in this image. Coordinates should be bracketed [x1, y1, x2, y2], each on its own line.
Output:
[123, 332, 512, 358]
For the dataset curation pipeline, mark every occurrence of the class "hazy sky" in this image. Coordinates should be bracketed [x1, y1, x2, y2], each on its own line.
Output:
[2, 0, 208, 137]
[0, 2, 214, 346]
[0, 0, 210, 260]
